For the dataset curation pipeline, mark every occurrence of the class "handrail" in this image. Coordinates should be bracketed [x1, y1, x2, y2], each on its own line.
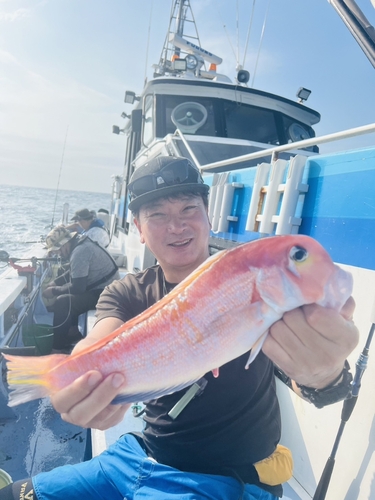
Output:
[0, 266, 49, 346]
[197, 122, 375, 172]
[173, 129, 202, 168]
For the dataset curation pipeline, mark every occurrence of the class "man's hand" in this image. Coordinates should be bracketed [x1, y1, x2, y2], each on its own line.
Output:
[262, 297, 359, 389]
[50, 317, 130, 430]
[42, 286, 56, 299]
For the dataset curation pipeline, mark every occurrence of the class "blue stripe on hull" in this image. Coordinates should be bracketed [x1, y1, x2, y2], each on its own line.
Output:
[300, 217, 375, 269]
[301, 149, 375, 269]
[303, 163, 375, 219]
[207, 147, 375, 270]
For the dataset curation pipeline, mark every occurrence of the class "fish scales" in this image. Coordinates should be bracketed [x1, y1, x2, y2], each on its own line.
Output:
[3, 235, 353, 407]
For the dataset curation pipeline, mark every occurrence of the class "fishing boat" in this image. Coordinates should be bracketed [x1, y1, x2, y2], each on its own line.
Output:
[1, 0, 375, 498]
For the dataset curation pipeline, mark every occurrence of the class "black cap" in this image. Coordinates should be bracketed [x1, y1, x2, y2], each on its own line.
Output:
[71, 208, 94, 221]
[128, 156, 209, 213]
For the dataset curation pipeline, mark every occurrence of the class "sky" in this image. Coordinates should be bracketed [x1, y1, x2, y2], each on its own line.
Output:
[1, 0, 374, 193]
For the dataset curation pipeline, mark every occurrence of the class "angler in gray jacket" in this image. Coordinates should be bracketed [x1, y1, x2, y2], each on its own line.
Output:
[43, 226, 119, 351]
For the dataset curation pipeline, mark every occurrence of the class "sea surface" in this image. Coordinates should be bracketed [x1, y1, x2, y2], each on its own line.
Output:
[0, 184, 111, 260]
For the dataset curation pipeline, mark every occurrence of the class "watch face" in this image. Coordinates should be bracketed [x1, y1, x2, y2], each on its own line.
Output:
[288, 123, 311, 142]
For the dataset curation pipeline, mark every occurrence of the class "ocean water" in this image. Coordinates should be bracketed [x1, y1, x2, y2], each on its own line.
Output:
[0, 184, 111, 258]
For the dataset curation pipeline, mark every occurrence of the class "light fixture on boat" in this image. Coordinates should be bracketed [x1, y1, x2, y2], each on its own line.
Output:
[112, 125, 125, 135]
[296, 87, 311, 103]
[185, 54, 199, 70]
[172, 58, 187, 71]
[121, 112, 131, 119]
[124, 91, 141, 105]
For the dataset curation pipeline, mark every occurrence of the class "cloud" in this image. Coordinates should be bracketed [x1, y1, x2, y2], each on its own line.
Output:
[0, 48, 18, 64]
[0, 8, 30, 21]
[0, 45, 125, 192]
[0, 49, 114, 118]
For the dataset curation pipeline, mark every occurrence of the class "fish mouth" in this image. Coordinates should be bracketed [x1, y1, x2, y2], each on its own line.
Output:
[168, 238, 192, 248]
[318, 265, 353, 310]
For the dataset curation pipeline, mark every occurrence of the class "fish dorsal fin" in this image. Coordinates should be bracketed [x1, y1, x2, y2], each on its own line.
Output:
[69, 250, 226, 360]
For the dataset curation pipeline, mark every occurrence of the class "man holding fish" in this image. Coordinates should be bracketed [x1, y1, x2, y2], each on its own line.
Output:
[1, 157, 359, 500]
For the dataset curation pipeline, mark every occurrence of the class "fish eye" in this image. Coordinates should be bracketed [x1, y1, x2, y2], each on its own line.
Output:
[289, 245, 308, 263]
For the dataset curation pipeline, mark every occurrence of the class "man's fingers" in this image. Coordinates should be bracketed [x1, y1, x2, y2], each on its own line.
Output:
[51, 370, 104, 414]
[340, 296, 356, 321]
[51, 371, 127, 428]
[72, 403, 130, 431]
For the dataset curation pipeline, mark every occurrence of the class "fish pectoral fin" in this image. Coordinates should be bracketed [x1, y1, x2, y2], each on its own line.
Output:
[211, 368, 219, 378]
[245, 331, 269, 369]
[111, 377, 202, 405]
[255, 266, 300, 314]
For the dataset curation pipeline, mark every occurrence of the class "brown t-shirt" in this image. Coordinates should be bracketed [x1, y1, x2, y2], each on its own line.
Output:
[96, 265, 282, 496]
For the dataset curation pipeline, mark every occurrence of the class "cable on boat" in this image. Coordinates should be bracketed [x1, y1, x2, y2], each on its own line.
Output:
[251, 0, 271, 88]
[313, 299, 375, 500]
[144, 0, 154, 86]
[220, 16, 237, 62]
[242, 0, 256, 69]
[236, 0, 240, 66]
[50, 126, 69, 229]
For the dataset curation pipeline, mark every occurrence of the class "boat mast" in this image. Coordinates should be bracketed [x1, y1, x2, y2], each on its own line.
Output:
[328, 0, 375, 68]
[156, 0, 203, 76]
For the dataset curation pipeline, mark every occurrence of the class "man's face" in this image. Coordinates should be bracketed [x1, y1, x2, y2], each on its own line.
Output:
[134, 194, 211, 281]
[78, 218, 91, 231]
[57, 240, 71, 259]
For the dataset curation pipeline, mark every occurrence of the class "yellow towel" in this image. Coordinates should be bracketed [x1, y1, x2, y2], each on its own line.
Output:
[254, 444, 293, 486]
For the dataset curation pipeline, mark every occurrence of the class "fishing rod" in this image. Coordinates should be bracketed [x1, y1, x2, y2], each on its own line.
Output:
[313, 298, 375, 500]
[50, 126, 69, 229]
[0, 250, 59, 266]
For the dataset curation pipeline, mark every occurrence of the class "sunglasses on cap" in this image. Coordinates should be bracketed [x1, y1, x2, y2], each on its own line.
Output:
[128, 159, 204, 200]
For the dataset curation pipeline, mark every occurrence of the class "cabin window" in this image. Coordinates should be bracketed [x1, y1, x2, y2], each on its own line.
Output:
[223, 101, 280, 144]
[143, 94, 154, 146]
[155, 94, 316, 150]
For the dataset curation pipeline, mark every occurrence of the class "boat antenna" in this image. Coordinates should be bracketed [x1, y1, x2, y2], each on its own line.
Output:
[218, 7, 237, 61]
[144, 0, 154, 86]
[236, 0, 240, 67]
[313, 298, 375, 500]
[251, 0, 271, 88]
[50, 125, 69, 229]
[242, 0, 256, 69]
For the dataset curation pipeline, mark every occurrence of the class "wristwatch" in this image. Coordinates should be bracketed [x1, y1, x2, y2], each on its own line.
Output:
[296, 361, 353, 409]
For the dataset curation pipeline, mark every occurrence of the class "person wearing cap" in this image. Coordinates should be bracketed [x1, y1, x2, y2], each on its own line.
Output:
[42, 226, 119, 352]
[4, 156, 357, 500]
[66, 208, 110, 248]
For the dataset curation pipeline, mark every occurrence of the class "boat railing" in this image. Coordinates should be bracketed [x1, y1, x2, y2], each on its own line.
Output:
[0, 265, 51, 347]
[196, 122, 375, 172]
[173, 128, 201, 167]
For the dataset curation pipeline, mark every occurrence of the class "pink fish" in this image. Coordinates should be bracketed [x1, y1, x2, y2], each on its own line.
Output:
[4, 235, 352, 407]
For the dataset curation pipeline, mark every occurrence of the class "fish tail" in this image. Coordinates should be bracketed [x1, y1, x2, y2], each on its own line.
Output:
[3, 353, 67, 407]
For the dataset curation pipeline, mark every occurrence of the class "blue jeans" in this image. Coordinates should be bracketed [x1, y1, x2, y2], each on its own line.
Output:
[33, 434, 278, 499]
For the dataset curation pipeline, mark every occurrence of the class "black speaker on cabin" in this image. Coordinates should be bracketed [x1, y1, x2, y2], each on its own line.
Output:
[237, 70, 250, 84]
